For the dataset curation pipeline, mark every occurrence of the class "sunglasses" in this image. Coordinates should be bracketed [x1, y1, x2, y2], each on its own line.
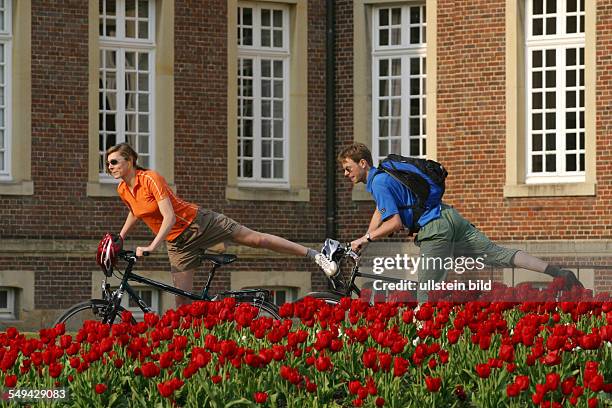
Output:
[106, 158, 124, 166]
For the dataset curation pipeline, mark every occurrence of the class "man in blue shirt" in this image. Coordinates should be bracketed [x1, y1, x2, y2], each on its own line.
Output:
[337, 143, 583, 300]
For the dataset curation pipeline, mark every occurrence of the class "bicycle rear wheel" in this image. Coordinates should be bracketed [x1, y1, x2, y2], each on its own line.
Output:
[54, 299, 133, 332]
[236, 299, 281, 320]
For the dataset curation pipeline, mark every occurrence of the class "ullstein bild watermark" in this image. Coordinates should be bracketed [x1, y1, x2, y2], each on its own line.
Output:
[372, 279, 492, 292]
[372, 254, 486, 275]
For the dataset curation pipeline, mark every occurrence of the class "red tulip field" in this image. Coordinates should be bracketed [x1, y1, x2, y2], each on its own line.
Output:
[0, 283, 611, 407]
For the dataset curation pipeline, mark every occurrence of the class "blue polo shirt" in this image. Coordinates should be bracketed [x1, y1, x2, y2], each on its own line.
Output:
[366, 166, 441, 229]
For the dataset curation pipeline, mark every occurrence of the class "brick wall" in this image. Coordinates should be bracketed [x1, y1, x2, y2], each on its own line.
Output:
[334, 0, 612, 242]
[173, 0, 327, 243]
[0, 1, 330, 314]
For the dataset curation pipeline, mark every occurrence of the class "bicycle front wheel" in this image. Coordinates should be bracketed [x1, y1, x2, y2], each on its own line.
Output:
[297, 291, 343, 306]
[54, 299, 133, 332]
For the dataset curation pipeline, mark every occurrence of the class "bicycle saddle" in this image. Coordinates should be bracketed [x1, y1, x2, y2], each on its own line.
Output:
[201, 253, 237, 265]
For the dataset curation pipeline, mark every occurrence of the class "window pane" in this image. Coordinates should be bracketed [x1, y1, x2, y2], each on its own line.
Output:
[410, 7, 420, 23]
[566, 154, 576, 171]
[533, 18, 543, 36]
[379, 29, 389, 46]
[533, 50, 542, 68]
[391, 8, 401, 25]
[567, 16, 577, 33]
[532, 92, 542, 109]
[532, 155, 542, 172]
[273, 10, 282, 27]
[533, 0, 543, 14]
[379, 9, 388, 26]
[0, 290, 7, 309]
[566, 133, 577, 150]
[532, 134, 542, 151]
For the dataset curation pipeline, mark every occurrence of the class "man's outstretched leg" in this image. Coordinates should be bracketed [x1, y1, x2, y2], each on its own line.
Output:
[230, 226, 338, 277]
[512, 251, 583, 290]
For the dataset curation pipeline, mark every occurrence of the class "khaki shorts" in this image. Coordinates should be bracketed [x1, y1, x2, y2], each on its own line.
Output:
[166, 209, 241, 272]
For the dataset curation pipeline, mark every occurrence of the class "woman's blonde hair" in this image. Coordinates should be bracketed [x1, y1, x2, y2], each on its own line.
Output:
[106, 143, 147, 170]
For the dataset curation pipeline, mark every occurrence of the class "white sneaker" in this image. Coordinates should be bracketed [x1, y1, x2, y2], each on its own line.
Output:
[315, 253, 339, 277]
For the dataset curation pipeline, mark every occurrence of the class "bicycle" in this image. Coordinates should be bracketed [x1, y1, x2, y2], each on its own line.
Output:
[55, 249, 281, 331]
[296, 239, 411, 305]
[300, 239, 592, 306]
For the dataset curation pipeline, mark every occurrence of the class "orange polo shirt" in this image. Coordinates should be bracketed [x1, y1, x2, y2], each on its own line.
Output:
[117, 170, 199, 241]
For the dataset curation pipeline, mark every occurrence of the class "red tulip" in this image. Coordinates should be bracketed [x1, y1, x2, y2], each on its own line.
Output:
[375, 397, 385, 407]
[498, 344, 515, 362]
[561, 377, 576, 395]
[425, 376, 441, 392]
[447, 329, 461, 344]
[545, 373, 560, 391]
[141, 362, 161, 378]
[362, 348, 378, 370]
[157, 382, 173, 398]
[542, 351, 561, 366]
[4, 374, 17, 388]
[475, 363, 491, 379]
[393, 357, 409, 377]
[379, 353, 392, 372]
[348, 380, 361, 395]
[506, 383, 521, 397]
[587, 374, 604, 392]
[532, 392, 543, 404]
[315, 354, 332, 372]
[305, 378, 317, 393]
[478, 335, 491, 350]
[95, 383, 107, 394]
[588, 398, 598, 408]
[253, 392, 268, 404]
[515, 375, 530, 391]
[402, 309, 414, 324]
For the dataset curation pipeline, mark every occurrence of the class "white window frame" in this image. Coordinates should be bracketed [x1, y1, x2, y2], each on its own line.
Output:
[372, 4, 427, 166]
[120, 287, 159, 320]
[0, 0, 12, 180]
[237, 3, 290, 188]
[525, 0, 585, 184]
[0, 287, 16, 319]
[98, 0, 156, 180]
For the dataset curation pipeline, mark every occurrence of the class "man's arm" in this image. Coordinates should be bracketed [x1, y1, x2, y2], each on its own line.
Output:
[367, 209, 383, 233]
[351, 214, 403, 252]
[136, 197, 176, 257]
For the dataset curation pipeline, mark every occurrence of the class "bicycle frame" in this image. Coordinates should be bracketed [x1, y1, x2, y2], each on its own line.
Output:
[327, 244, 408, 299]
[102, 251, 271, 316]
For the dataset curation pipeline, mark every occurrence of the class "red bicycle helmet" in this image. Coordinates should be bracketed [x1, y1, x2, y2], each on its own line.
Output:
[96, 233, 123, 276]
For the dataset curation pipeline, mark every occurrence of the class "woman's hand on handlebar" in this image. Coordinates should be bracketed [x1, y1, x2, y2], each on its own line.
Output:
[136, 246, 152, 257]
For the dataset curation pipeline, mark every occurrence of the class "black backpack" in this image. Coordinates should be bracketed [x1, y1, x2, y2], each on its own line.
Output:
[373, 154, 448, 232]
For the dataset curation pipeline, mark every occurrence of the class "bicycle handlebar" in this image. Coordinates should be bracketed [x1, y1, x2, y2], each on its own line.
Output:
[342, 243, 360, 261]
[119, 250, 150, 261]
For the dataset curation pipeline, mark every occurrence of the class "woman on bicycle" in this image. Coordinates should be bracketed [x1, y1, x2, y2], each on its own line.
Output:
[106, 143, 337, 307]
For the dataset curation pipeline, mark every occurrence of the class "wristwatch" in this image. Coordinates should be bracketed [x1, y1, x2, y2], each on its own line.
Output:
[365, 232, 373, 242]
